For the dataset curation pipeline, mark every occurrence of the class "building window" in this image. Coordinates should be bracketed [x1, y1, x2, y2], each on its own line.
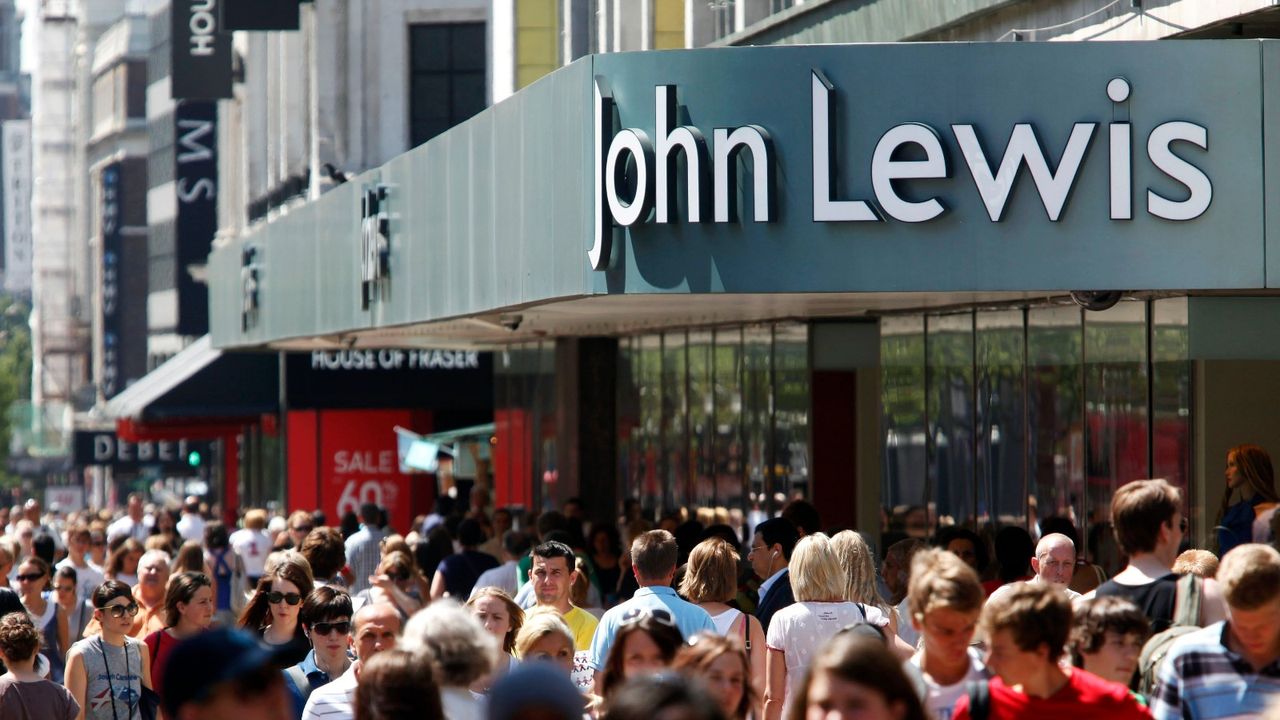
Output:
[409, 23, 487, 148]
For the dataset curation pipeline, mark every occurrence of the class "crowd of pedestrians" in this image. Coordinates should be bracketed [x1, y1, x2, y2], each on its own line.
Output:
[0, 444, 1278, 718]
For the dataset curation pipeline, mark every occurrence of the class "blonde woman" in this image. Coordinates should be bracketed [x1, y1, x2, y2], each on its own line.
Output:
[830, 530, 903, 638]
[679, 537, 766, 712]
[763, 533, 892, 720]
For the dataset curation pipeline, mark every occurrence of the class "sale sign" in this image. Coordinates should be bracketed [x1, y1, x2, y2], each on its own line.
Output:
[287, 409, 432, 533]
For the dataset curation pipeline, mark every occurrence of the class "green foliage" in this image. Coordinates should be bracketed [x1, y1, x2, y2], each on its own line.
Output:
[0, 295, 32, 488]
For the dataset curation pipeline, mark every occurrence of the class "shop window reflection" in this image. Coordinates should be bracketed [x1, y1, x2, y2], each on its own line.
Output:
[928, 313, 976, 531]
[1027, 306, 1085, 538]
[774, 324, 810, 511]
[977, 310, 1027, 531]
[714, 327, 745, 521]
[743, 326, 771, 514]
[1152, 298, 1193, 528]
[663, 331, 690, 515]
[881, 316, 928, 543]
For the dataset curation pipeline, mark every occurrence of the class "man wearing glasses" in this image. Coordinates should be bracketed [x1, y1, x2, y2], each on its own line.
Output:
[284, 587, 354, 716]
[81, 550, 171, 639]
[587, 530, 714, 689]
[1090, 479, 1227, 631]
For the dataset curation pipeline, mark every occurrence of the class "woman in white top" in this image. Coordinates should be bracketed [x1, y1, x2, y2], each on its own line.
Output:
[678, 536, 766, 714]
[764, 533, 890, 720]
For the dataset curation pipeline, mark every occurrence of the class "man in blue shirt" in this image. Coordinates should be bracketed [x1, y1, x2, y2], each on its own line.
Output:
[588, 529, 713, 688]
[284, 587, 353, 717]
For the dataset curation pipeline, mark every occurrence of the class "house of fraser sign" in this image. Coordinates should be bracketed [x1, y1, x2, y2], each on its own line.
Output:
[588, 74, 1211, 270]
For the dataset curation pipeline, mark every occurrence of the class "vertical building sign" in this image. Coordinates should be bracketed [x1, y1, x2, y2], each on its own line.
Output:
[101, 163, 123, 397]
[1, 120, 31, 294]
[174, 101, 217, 336]
[170, 0, 233, 100]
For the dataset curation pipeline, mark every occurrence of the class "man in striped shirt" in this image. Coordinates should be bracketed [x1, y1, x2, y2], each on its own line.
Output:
[1151, 543, 1280, 720]
[301, 601, 402, 720]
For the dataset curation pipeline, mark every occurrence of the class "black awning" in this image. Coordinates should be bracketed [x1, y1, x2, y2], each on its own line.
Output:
[104, 336, 278, 421]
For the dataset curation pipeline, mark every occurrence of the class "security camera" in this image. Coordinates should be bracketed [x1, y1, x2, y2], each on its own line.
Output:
[1069, 291, 1125, 312]
[499, 314, 523, 331]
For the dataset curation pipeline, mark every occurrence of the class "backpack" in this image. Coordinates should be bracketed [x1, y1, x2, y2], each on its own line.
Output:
[964, 679, 990, 720]
[1136, 573, 1202, 697]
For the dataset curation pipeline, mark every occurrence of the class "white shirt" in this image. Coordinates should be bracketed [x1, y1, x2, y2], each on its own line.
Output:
[896, 596, 920, 649]
[55, 557, 104, 602]
[469, 561, 519, 599]
[229, 528, 273, 578]
[767, 601, 889, 715]
[440, 686, 484, 720]
[302, 663, 359, 720]
[107, 515, 152, 544]
[908, 647, 988, 720]
[758, 566, 788, 601]
[176, 513, 206, 543]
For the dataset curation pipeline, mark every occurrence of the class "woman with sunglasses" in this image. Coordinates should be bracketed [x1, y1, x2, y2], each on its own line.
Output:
[238, 552, 315, 667]
[65, 580, 155, 720]
[599, 609, 685, 702]
[283, 586, 353, 718]
[143, 572, 214, 707]
[53, 566, 94, 644]
[14, 557, 69, 682]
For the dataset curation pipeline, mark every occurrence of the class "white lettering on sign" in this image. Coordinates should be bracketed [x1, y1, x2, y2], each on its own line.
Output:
[590, 81, 775, 270]
[587, 73, 1213, 270]
[336, 479, 385, 519]
[176, 119, 216, 202]
[333, 450, 397, 475]
[92, 435, 189, 464]
[809, 72, 1210, 225]
[309, 350, 480, 371]
[189, 0, 218, 57]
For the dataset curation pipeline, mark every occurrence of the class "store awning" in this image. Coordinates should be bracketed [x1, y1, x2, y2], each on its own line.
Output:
[104, 335, 278, 422]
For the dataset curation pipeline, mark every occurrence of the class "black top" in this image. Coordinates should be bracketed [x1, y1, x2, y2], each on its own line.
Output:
[1094, 572, 1180, 633]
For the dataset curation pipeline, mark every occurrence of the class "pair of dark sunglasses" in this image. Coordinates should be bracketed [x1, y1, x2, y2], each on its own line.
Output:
[620, 607, 677, 628]
[14, 573, 44, 583]
[100, 602, 140, 619]
[266, 591, 302, 606]
[291, 525, 313, 533]
[387, 571, 410, 582]
[310, 621, 351, 636]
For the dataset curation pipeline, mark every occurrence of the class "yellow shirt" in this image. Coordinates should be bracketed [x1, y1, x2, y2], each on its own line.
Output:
[562, 606, 599, 652]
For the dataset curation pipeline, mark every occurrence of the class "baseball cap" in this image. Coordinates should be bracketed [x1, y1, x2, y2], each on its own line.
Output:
[160, 627, 295, 716]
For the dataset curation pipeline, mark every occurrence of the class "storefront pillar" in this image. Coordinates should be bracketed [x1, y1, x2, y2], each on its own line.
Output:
[554, 337, 618, 521]
[811, 322, 881, 535]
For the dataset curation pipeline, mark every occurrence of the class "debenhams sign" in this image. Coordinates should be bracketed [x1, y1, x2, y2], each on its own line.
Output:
[589, 74, 1210, 270]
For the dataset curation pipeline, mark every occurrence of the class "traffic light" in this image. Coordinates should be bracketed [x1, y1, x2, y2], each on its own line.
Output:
[187, 450, 202, 468]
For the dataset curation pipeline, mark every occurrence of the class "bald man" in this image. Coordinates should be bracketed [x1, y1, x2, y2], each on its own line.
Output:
[301, 602, 401, 720]
[986, 533, 1081, 604]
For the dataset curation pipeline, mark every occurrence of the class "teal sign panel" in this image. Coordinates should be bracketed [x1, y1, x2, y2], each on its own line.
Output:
[209, 41, 1280, 350]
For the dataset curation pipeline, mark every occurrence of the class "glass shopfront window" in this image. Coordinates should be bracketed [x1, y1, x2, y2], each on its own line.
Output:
[616, 322, 810, 532]
[880, 300, 1193, 574]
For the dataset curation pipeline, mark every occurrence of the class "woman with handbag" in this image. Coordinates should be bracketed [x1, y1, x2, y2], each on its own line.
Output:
[65, 580, 156, 720]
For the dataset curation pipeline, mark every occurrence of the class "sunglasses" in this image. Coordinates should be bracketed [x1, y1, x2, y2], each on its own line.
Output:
[387, 571, 410, 582]
[99, 602, 140, 619]
[291, 525, 314, 533]
[266, 591, 302, 606]
[620, 607, 677, 628]
[310, 621, 351, 636]
[14, 573, 44, 583]
[91, 539, 106, 547]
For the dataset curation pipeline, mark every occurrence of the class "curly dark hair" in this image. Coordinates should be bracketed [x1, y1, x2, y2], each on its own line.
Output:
[1070, 597, 1151, 663]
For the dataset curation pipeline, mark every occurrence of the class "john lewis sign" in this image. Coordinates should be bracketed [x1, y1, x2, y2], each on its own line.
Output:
[586, 42, 1268, 293]
[592, 73, 1211, 270]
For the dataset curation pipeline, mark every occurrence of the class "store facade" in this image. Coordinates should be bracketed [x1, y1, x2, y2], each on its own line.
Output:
[208, 40, 1280, 561]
